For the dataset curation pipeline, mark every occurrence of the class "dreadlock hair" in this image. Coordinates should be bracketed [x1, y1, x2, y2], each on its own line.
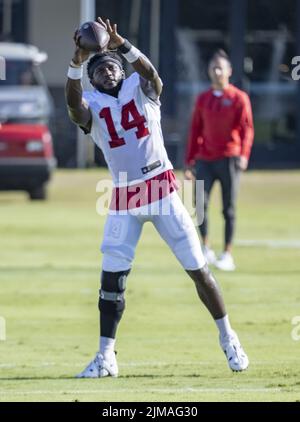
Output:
[210, 49, 232, 67]
[87, 51, 124, 82]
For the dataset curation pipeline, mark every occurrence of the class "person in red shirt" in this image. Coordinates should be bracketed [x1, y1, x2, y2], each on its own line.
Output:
[185, 50, 254, 271]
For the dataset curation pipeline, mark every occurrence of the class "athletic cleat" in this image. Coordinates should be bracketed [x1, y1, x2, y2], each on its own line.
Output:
[76, 352, 118, 378]
[214, 252, 236, 271]
[220, 331, 249, 372]
[202, 246, 217, 265]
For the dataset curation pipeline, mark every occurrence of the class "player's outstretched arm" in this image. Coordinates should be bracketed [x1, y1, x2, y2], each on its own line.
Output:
[98, 17, 162, 100]
[65, 31, 92, 132]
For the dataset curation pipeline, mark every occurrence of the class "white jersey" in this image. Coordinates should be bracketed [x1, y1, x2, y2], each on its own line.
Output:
[83, 72, 173, 186]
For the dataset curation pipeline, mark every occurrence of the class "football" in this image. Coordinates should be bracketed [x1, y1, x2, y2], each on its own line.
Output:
[77, 21, 110, 52]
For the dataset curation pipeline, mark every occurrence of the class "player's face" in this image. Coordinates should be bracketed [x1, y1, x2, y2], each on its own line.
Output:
[92, 62, 124, 90]
[208, 58, 232, 87]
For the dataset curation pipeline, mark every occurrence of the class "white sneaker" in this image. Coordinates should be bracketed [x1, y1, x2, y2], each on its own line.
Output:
[215, 252, 236, 271]
[202, 246, 217, 265]
[220, 331, 249, 372]
[76, 352, 118, 378]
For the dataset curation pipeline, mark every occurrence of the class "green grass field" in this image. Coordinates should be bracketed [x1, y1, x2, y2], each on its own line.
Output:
[0, 169, 300, 402]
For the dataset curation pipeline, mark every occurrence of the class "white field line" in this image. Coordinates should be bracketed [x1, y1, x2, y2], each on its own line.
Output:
[236, 239, 300, 249]
[0, 362, 221, 368]
[0, 360, 297, 369]
[0, 388, 282, 395]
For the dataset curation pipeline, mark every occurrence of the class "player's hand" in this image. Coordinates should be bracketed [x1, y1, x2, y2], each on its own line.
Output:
[97, 17, 125, 49]
[184, 169, 195, 181]
[238, 156, 248, 171]
[72, 30, 90, 65]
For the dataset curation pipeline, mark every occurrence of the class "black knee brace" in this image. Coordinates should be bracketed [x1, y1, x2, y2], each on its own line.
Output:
[98, 269, 131, 338]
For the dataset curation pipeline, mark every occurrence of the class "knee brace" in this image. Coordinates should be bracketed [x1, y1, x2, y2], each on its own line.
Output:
[98, 269, 131, 316]
[98, 269, 131, 339]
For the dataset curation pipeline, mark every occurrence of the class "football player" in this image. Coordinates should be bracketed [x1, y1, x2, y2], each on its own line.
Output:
[65, 17, 249, 377]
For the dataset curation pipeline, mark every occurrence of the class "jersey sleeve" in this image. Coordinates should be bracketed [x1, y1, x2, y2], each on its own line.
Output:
[185, 95, 204, 166]
[139, 77, 162, 104]
[124, 72, 140, 91]
[127, 72, 161, 106]
[236, 93, 254, 159]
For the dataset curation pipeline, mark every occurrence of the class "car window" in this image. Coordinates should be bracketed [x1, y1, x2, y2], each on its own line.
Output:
[0, 60, 41, 86]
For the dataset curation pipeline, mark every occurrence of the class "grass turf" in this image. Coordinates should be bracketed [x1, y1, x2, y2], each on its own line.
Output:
[0, 169, 300, 402]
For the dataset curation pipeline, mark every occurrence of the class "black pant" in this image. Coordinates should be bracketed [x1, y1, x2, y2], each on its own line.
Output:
[196, 157, 241, 246]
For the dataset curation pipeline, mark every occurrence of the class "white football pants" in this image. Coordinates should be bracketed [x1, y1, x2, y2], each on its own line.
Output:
[101, 191, 206, 272]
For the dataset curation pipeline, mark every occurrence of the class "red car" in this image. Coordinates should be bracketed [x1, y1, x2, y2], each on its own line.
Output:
[0, 124, 55, 200]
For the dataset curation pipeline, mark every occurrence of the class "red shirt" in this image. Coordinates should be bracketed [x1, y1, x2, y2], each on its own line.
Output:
[185, 84, 254, 165]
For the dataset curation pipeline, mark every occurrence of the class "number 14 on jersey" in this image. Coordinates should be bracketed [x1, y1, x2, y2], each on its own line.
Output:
[99, 99, 150, 149]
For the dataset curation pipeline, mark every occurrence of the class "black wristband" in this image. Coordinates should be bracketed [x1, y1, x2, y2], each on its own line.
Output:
[118, 39, 132, 54]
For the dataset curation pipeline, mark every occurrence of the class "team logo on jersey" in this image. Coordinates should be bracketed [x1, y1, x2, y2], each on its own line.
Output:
[222, 99, 233, 107]
[141, 160, 162, 175]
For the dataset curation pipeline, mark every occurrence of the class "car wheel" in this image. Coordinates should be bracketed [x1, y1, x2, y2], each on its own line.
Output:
[28, 185, 47, 200]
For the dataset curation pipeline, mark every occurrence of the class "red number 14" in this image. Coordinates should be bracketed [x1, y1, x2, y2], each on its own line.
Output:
[99, 99, 150, 149]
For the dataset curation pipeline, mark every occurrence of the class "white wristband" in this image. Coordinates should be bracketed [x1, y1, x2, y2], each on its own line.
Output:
[67, 65, 83, 80]
[122, 46, 142, 63]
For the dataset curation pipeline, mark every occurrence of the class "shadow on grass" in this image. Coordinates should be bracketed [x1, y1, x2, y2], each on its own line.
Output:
[0, 373, 203, 381]
[221, 270, 300, 276]
[0, 376, 76, 381]
[0, 266, 98, 273]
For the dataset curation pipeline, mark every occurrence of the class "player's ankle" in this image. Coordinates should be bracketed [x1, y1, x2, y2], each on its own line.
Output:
[215, 315, 233, 339]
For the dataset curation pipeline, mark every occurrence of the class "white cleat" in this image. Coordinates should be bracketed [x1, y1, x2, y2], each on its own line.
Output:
[220, 331, 249, 372]
[215, 252, 236, 271]
[202, 246, 217, 265]
[76, 352, 118, 378]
